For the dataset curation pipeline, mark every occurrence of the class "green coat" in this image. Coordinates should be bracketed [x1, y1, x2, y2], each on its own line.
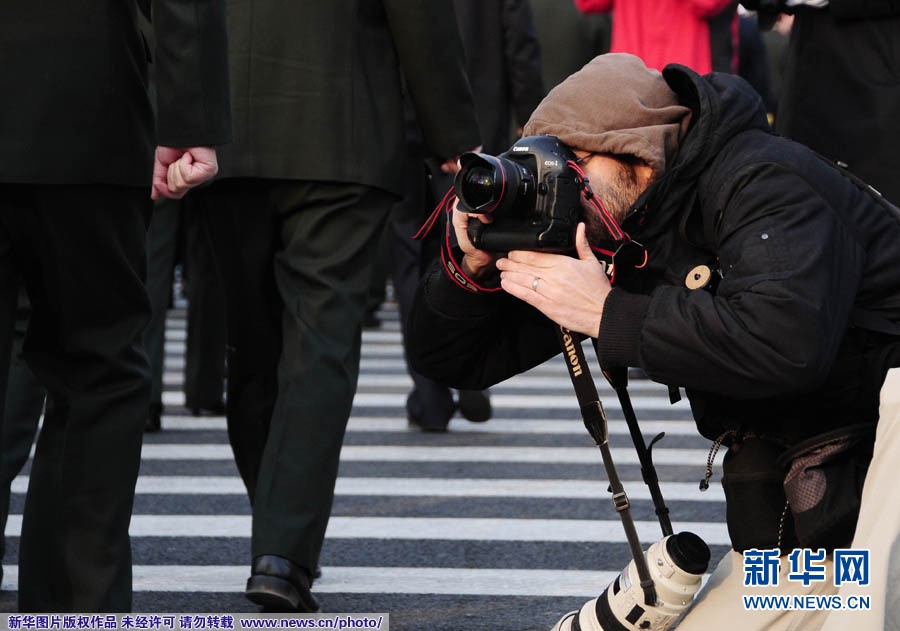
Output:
[0, 0, 232, 186]
[219, 0, 481, 196]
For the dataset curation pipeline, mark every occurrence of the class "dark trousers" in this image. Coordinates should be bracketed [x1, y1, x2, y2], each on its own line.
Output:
[182, 200, 226, 411]
[145, 197, 226, 415]
[144, 197, 180, 410]
[0, 184, 151, 612]
[0, 287, 45, 568]
[197, 178, 393, 573]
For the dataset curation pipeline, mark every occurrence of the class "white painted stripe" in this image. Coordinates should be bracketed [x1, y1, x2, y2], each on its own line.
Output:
[8, 476, 723, 502]
[147, 566, 622, 597]
[161, 391, 688, 411]
[168, 329, 409, 346]
[158, 416, 700, 437]
[164, 341, 186, 353]
[359, 358, 417, 370]
[363, 375, 670, 395]
[137, 444, 716, 466]
[361, 331, 404, 344]
[356, 392, 685, 409]
[4, 515, 730, 544]
[155, 415, 701, 436]
[355, 357, 661, 382]
[162, 372, 670, 393]
[346, 417, 698, 435]
[332, 478, 723, 502]
[0, 565, 621, 597]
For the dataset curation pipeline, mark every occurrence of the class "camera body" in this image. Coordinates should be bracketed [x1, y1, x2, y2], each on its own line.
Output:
[551, 532, 710, 631]
[454, 135, 583, 253]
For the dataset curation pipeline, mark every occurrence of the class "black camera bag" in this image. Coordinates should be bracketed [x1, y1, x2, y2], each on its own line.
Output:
[720, 435, 798, 552]
[777, 423, 875, 551]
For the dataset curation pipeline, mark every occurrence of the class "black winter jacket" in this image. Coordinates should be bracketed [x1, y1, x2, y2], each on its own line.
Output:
[408, 64, 900, 445]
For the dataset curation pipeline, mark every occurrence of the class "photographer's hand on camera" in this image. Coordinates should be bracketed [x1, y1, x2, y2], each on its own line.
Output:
[452, 201, 498, 280]
[497, 223, 611, 338]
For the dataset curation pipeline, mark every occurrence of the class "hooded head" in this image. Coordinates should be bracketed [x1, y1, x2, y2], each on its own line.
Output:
[523, 53, 691, 178]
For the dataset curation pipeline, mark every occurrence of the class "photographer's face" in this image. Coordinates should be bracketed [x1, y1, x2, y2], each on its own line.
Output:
[572, 151, 652, 245]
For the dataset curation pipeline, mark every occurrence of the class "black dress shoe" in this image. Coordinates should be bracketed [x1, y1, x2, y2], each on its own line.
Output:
[144, 402, 162, 433]
[405, 388, 453, 433]
[458, 389, 491, 423]
[246, 555, 320, 613]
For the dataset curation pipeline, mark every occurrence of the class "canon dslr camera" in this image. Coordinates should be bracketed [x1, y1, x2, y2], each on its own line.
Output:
[454, 135, 583, 253]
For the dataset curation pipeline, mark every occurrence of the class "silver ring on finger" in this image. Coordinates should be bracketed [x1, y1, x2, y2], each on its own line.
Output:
[532, 277, 541, 292]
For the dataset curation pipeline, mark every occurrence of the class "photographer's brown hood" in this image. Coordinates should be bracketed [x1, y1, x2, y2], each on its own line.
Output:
[523, 53, 691, 177]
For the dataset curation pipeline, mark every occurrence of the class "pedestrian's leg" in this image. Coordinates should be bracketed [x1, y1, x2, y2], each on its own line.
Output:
[15, 184, 151, 612]
[183, 197, 227, 414]
[251, 182, 393, 574]
[0, 287, 46, 573]
[0, 199, 23, 586]
[143, 197, 180, 431]
[196, 180, 282, 499]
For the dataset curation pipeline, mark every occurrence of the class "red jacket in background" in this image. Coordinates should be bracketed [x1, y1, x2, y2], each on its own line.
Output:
[575, 0, 734, 74]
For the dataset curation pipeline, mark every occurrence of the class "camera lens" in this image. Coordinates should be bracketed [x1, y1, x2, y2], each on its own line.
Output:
[462, 167, 497, 208]
[455, 152, 529, 215]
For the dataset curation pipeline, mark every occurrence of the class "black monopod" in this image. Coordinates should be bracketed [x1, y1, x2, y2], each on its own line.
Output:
[551, 328, 711, 631]
[555, 326, 675, 608]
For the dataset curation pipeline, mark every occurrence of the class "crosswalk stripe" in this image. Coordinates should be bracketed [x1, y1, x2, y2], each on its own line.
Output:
[135, 444, 717, 466]
[5, 515, 730, 544]
[164, 371, 673, 393]
[0, 566, 621, 597]
[8, 476, 724, 501]
[162, 390, 689, 410]
[140, 566, 622, 597]
[154, 416, 703, 436]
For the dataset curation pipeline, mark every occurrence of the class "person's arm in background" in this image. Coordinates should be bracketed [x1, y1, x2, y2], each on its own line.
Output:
[502, 0, 547, 135]
[150, 0, 232, 199]
[382, 0, 482, 173]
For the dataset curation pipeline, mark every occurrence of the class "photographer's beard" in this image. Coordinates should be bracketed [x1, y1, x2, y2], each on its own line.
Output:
[581, 160, 647, 246]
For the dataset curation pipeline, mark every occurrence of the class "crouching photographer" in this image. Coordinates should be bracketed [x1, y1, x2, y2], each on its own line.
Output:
[406, 53, 900, 629]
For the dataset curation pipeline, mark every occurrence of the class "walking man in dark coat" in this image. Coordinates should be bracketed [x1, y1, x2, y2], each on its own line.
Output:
[0, 1, 231, 611]
[192, 0, 481, 612]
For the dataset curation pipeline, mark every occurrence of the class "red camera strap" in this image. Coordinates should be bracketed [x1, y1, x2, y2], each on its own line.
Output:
[414, 188, 502, 294]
